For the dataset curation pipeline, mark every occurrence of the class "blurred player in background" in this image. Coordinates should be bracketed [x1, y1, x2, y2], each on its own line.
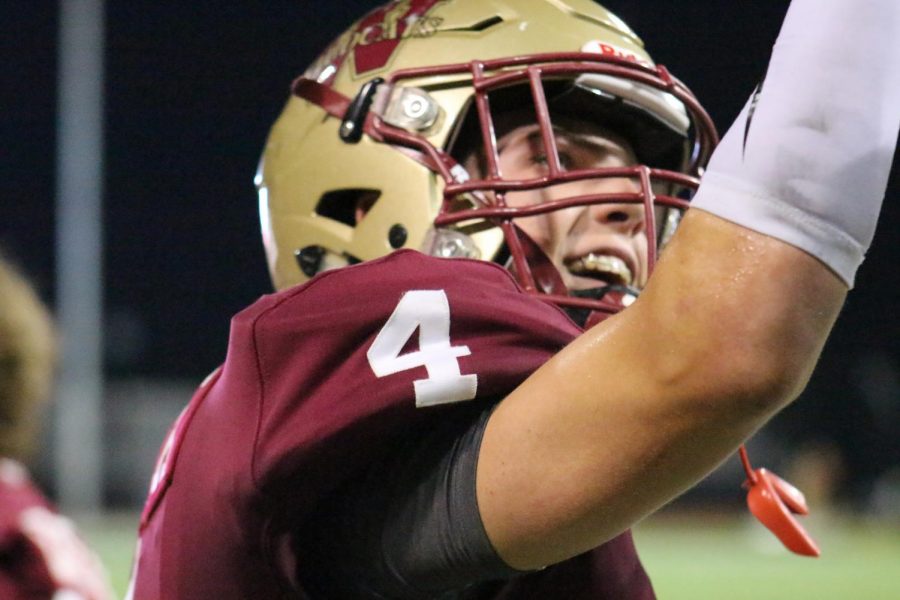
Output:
[130, 0, 899, 598]
[0, 256, 114, 600]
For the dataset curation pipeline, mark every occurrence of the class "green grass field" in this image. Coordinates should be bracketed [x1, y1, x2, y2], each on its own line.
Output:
[634, 511, 900, 599]
[80, 510, 900, 599]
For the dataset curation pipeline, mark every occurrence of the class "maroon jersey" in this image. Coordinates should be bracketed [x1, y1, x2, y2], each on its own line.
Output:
[0, 459, 112, 600]
[130, 250, 654, 599]
[0, 460, 55, 600]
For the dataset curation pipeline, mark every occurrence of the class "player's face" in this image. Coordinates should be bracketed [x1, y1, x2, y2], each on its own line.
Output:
[481, 121, 648, 292]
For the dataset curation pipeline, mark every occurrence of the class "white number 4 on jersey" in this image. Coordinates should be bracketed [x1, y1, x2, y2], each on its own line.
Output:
[368, 290, 478, 407]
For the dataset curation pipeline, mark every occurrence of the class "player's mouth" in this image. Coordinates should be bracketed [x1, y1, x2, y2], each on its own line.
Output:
[564, 252, 634, 287]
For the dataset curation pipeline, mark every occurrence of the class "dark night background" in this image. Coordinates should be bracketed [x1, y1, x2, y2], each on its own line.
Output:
[2, 2, 898, 505]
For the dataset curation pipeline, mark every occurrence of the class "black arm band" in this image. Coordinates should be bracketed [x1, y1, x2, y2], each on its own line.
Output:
[300, 405, 528, 598]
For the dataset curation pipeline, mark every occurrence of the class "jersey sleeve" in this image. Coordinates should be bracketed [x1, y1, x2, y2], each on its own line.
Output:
[236, 249, 582, 519]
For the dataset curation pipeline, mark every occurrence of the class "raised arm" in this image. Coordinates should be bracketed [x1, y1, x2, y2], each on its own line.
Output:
[477, 0, 900, 569]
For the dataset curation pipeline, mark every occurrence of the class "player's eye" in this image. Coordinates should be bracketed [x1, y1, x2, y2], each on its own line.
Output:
[530, 153, 548, 166]
[530, 151, 574, 170]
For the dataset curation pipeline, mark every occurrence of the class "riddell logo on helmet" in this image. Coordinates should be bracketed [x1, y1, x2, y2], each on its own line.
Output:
[581, 40, 652, 68]
[306, 0, 446, 85]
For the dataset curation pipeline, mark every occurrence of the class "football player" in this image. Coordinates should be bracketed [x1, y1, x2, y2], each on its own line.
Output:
[129, 0, 899, 598]
[0, 257, 114, 600]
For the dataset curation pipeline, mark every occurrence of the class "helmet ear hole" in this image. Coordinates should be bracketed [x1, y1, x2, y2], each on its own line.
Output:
[315, 189, 382, 226]
[295, 246, 325, 278]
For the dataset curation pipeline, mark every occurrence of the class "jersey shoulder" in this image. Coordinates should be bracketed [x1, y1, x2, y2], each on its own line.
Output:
[228, 251, 581, 497]
[237, 248, 579, 352]
[235, 249, 581, 406]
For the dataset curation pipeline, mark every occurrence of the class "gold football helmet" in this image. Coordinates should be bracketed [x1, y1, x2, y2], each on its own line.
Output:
[256, 0, 716, 320]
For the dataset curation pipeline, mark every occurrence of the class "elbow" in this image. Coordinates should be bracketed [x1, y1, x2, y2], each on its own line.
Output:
[687, 330, 819, 422]
[731, 354, 809, 418]
[641, 302, 823, 424]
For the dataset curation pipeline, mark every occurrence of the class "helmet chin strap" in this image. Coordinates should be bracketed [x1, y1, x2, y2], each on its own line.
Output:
[569, 286, 639, 329]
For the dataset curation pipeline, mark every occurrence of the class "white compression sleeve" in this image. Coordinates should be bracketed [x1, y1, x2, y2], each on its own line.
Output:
[690, 0, 900, 287]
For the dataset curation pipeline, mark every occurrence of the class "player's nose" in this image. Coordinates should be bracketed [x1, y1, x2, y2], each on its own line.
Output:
[573, 174, 646, 237]
[589, 201, 646, 237]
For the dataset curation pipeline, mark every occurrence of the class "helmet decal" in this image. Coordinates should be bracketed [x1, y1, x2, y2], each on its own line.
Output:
[306, 0, 446, 85]
[581, 40, 652, 68]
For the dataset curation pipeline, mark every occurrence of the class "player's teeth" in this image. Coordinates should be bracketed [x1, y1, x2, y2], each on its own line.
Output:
[568, 253, 633, 285]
